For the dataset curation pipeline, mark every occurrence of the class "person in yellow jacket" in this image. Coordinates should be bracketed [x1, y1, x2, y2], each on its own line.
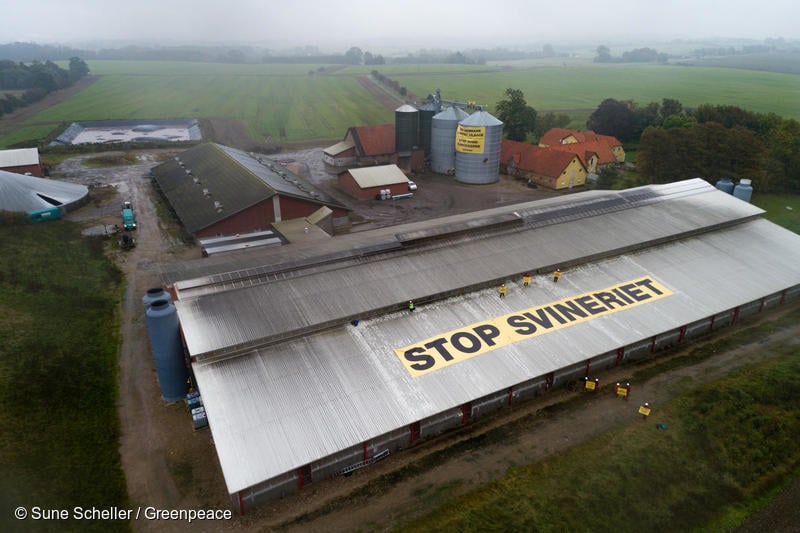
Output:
[498, 284, 507, 298]
[553, 269, 562, 283]
[522, 273, 531, 287]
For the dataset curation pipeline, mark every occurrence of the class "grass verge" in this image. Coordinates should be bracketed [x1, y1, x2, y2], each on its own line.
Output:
[0, 222, 128, 532]
[399, 339, 800, 531]
[751, 193, 800, 234]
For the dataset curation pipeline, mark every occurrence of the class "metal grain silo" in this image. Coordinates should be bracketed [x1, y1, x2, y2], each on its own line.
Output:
[395, 104, 419, 153]
[455, 111, 504, 184]
[145, 299, 189, 401]
[418, 101, 439, 156]
[430, 106, 470, 174]
[142, 287, 172, 312]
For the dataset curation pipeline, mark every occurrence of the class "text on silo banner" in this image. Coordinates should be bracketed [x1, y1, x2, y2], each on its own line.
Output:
[455, 125, 486, 153]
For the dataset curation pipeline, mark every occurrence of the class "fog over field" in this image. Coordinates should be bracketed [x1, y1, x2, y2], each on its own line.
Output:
[2, 0, 797, 50]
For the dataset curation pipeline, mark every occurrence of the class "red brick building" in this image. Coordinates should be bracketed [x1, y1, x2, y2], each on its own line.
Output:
[338, 165, 412, 200]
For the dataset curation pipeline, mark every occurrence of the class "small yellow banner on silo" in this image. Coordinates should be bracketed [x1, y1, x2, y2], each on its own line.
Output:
[455, 125, 486, 153]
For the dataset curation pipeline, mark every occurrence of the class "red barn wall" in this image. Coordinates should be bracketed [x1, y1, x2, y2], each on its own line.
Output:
[338, 173, 409, 200]
[1, 164, 43, 177]
[196, 196, 349, 238]
[196, 198, 277, 238]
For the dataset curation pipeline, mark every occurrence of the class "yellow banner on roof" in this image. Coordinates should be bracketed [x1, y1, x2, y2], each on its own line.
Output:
[455, 125, 486, 153]
[394, 276, 672, 377]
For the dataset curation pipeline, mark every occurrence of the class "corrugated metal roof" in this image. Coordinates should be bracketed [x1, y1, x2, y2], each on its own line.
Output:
[306, 205, 332, 225]
[323, 139, 355, 156]
[460, 110, 503, 127]
[175, 180, 764, 359]
[0, 170, 87, 212]
[433, 106, 469, 122]
[0, 148, 39, 168]
[347, 165, 409, 189]
[192, 215, 800, 494]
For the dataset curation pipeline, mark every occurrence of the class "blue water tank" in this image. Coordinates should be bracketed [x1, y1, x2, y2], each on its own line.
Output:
[142, 287, 172, 312]
[715, 177, 734, 194]
[733, 179, 753, 203]
[145, 299, 189, 401]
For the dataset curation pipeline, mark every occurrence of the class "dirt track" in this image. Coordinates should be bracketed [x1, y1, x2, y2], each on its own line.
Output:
[54, 151, 800, 532]
[0, 75, 99, 139]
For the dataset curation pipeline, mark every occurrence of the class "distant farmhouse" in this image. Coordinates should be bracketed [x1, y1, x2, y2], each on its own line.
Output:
[500, 129, 625, 189]
[501, 140, 588, 190]
[538, 128, 625, 174]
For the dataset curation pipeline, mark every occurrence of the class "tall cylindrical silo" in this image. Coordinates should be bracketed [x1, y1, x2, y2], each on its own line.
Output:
[455, 111, 504, 184]
[142, 287, 172, 312]
[395, 104, 419, 153]
[418, 101, 439, 156]
[145, 299, 189, 402]
[430, 106, 469, 174]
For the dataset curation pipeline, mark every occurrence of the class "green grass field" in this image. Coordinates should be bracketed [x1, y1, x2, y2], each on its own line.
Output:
[2, 59, 799, 148]
[0, 222, 128, 533]
[18, 60, 395, 145]
[393, 63, 800, 117]
[752, 193, 800, 234]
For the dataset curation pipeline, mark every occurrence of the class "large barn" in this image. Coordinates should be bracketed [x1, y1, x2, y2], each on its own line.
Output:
[164, 178, 800, 514]
[151, 143, 350, 238]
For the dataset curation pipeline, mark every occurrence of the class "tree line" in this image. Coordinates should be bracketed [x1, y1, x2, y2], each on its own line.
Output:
[588, 97, 800, 193]
[0, 57, 89, 116]
[493, 88, 577, 142]
[595, 45, 669, 64]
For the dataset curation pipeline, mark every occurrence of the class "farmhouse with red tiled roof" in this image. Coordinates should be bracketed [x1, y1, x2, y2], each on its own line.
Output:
[538, 128, 625, 174]
[500, 139, 587, 190]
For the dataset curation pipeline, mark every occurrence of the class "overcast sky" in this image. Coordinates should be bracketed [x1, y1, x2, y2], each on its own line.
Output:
[2, 0, 797, 51]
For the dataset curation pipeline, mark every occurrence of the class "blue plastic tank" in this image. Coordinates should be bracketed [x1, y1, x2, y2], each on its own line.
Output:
[142, 287, 172, 312]
[715, 177, 734, 194]
[145, 299, 189, 401]
[733, 179, 753, 203]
